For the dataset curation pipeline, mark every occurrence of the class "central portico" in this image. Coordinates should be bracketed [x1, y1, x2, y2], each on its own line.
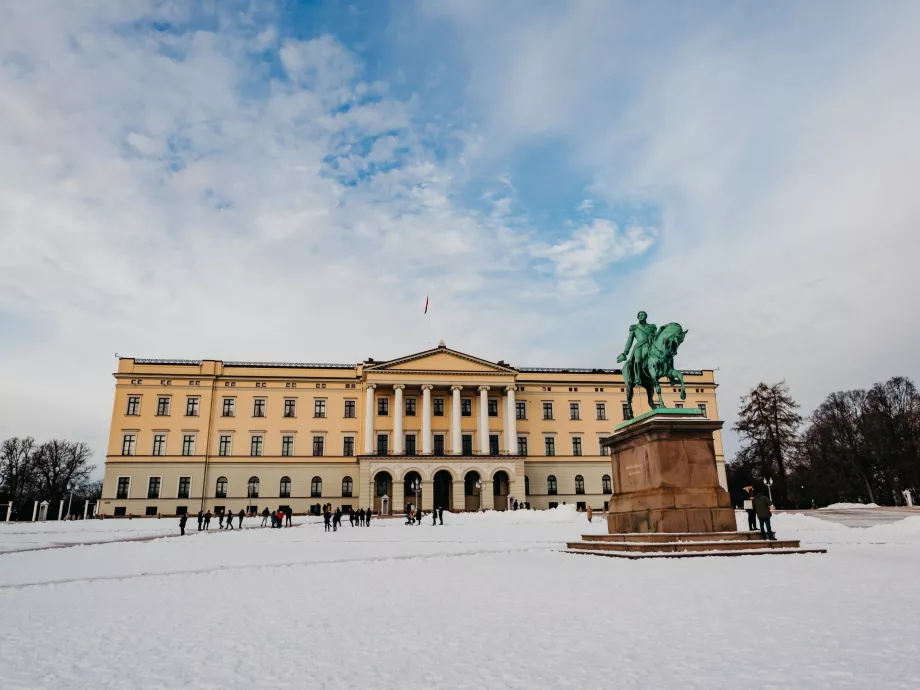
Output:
[358, 342, 523, 514]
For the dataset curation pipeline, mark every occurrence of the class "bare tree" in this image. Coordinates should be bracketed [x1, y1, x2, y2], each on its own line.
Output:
[32, 440, 96, 505]
[733, 381, 801, 507]
[0, 436, 38, 503]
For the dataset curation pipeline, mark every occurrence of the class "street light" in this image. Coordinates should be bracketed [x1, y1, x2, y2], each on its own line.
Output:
[411, 478, 421, 523]
[763, 477, 774, 505]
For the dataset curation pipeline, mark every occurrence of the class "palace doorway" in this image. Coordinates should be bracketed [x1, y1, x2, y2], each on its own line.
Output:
[404, 471, 421, 512]
[493, 470, 510, 511]
[374, 471, 392, 514]
[433, 470, 453, 511]
[464, 470, 481, 511]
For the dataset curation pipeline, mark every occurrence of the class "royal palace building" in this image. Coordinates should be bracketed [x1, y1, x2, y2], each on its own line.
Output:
[101, 343, 725, 517]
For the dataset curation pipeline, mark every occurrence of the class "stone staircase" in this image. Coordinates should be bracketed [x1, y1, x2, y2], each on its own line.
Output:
[565, 531, 826, 559]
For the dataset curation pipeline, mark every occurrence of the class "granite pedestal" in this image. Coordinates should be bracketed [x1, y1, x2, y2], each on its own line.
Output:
[600, 409, 735, 534]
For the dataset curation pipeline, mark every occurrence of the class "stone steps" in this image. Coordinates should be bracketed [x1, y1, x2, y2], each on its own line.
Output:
[567, 538, 802, 552]
[566, 547, 828, 559]
[581, 531, 763, 543]
[565, 530, 826, 558]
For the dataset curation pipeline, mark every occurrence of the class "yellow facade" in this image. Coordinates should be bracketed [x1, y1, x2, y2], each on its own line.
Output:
[101, 344, 724, 517]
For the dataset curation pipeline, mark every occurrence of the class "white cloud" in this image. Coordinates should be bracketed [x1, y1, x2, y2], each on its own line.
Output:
[533, 220, 655, 294]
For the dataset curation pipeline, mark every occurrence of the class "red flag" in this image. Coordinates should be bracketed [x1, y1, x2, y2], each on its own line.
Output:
[424, 295, 429, 314]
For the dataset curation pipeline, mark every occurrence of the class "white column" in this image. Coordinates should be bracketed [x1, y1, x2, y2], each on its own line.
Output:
[364, 383, 376, 454]
[6, 502, 12, 522]
[478, 386, 490, 454]
[450, 385, 463, 454]
[32, 501, 38, 522]
[393, 385, 405, 454]
[421, 385, 433, 454]
[58, 499, 64, 521]
[506, 386, 518, 455]
[82, 501, 89, 520]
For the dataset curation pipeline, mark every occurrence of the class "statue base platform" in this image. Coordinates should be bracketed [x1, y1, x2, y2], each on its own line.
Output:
[600, 410, 735, 534]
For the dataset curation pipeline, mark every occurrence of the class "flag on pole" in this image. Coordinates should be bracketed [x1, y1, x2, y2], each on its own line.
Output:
[424, 295, 429, 314]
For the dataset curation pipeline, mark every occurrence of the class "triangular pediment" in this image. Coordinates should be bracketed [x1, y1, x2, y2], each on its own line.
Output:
[366, 347, 515, 374]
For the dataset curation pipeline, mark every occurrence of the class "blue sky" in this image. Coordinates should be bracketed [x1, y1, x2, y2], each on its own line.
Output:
[1, 0, 919, 465]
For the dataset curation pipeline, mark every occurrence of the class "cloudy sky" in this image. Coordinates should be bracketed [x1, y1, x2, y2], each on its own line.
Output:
[2, 0, 918, 469]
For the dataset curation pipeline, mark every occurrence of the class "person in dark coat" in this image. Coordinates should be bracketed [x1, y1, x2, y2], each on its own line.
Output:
[365, 509, 371, 526]
[753, 490, 776, 540]
[438, 506, 444, 525]
[204, 510, 212, 530]
[179, 513, 188, 536]
[261, 507, 270, 527]
[197, 510, 203, 531]
[323, 509, 332, 532]
[358, 508, 365, 526]
[225, 510, 234, 530]
[432, 507, 438, 526]
[218, 511, 224, 529]
[742, 486, 757, 531]
[285, 506, 292, 527]
[238, 509, 244, 529]
[333, 508, 342, 532]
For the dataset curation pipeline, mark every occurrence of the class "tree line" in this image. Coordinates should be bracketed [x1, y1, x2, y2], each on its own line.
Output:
[727, 376, 919, 508]
[0, 437, 101, 520]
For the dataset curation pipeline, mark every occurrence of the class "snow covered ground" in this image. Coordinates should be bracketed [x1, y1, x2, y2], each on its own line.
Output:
[1, 508, 918, 689]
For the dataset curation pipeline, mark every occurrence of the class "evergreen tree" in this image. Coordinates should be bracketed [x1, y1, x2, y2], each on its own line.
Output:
[733, 381, 801, 507]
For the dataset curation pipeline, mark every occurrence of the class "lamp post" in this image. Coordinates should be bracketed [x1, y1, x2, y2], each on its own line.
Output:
[764, 477, 774, 505]
[411, 478, 421, 521]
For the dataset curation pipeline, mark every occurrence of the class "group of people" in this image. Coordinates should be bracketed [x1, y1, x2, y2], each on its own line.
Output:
[322, 506, 373, 531]
[740, 486, 777, 540]
[404, 505, 445, 526]
[260, 506, 292, 528]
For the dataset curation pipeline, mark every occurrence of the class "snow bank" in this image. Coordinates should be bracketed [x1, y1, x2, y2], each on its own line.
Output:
[820, 502, 881, 509]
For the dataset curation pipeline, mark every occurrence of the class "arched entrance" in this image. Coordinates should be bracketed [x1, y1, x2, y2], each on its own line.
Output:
[404, 471, 422, 512]
[374, 471, 392, 514]
[493, 470, 510, 511]
[433, 470, 453, 512]
[464, 470, 481, 512]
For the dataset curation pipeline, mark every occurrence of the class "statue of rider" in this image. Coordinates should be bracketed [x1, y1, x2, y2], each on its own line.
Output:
[617, 310, 658, 383]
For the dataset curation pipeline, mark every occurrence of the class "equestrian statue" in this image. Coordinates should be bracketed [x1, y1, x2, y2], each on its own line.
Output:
[616, 310, 689, 420]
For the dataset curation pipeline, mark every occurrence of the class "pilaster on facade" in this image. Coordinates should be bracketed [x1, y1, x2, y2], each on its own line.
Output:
[451, 480, 466, 512]
[421, 479, 434, 511]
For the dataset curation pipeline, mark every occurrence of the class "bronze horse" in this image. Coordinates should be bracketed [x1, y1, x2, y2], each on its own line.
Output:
[622, 322, 688, 420]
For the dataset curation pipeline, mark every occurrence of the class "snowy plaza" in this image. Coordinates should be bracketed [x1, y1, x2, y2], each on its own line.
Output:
[1, 507, 918, 690]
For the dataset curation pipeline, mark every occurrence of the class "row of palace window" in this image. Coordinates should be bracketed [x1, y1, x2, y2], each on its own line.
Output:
[128, 395, 710, 422]
[115, 474, 613, 501]
[115, 475, 352, 500]
[121, 431, 616, 457]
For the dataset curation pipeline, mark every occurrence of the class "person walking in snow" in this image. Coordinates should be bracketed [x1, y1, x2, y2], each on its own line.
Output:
[238, 509, 244, 529]
[285, 506, 292, 527]
[365, 509, 371, 526]
[179, 512, 188, 536]
[204, 510, 212, 530]
[225, 510, 234, 530]
[587, 505, 593, 523]
[753, 489, 776, 540]
[197, 510, 203, 531]
[261, 507, 269, 527]
[432, 507, 438, 526]
[323, 509, 332, 532]
[417, 507, 423, 526]
[358, 508, 365, 526]
[218, 511, 224, 529]
[742, 486, 757, 531]
[438, 506, 444, 526]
